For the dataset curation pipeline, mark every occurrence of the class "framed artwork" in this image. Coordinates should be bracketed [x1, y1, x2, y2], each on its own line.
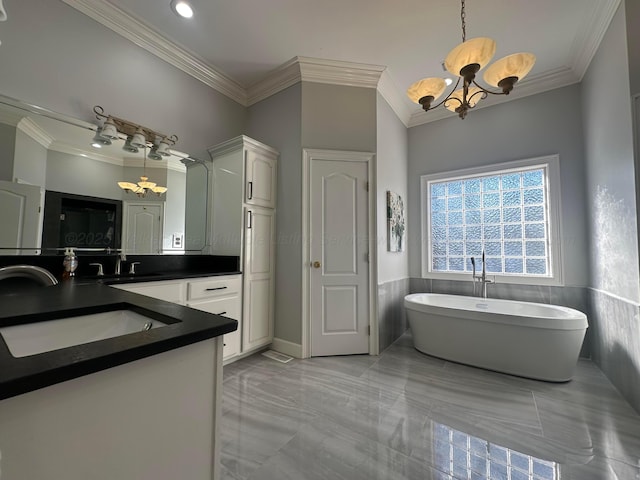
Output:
[387, 190, 405, 252]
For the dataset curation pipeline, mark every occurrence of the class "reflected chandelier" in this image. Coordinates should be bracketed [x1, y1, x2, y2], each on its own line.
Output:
[407, 0, 536, 119]
[116, 144, 168, 197]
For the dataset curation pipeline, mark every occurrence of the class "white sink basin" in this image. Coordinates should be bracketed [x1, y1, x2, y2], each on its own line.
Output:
[0, 310, 167, 358]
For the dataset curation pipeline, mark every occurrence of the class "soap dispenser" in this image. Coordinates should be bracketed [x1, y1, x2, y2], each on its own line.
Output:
[62, 247, 78, 280]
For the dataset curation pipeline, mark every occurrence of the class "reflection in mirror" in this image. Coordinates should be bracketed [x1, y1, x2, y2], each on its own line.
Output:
[0, 94, 209, 255]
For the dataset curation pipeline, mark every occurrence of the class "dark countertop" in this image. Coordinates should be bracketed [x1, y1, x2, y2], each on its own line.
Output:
[0, 281, 238, 401]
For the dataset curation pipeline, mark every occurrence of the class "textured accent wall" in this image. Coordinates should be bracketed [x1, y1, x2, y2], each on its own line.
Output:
[582, 3, 640, 414]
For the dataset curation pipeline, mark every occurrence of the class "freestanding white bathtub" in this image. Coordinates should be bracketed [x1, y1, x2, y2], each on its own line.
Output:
[404, 293, 588, 382]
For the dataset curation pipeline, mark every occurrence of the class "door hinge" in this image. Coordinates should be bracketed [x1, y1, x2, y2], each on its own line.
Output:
[367, 325, 371, 336]
[365, 252, 369, 263]
[365, 181, 369, 192]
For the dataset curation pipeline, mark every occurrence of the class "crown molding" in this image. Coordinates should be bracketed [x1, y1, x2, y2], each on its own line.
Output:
[61, 0, 247, 106]
[247, 56, 385, 107]
[246, 58, 302, 106]
[297, 57, 385, 88]
[50, 142, 123, 166]
[17, 118, 55, 149]
[407, 67, 579, 128]
[569, 0, 622, 80]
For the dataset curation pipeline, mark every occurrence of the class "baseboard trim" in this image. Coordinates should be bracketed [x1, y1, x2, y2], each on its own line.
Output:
[271, 337, 303, 358]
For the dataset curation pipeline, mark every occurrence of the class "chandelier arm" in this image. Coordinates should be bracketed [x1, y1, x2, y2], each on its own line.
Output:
[424, 77, 463, 112]
[467, 90, 488, 108]
[471, 80, 505, 96]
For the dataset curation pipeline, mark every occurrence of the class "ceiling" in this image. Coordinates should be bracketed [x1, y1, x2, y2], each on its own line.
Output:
[63, 0, 621, 126]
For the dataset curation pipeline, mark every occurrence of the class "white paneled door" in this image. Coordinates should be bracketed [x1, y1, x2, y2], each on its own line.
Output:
[123, 203, 163, 254]
[0, 180, 44, 255]
[309, 156, 369, 356]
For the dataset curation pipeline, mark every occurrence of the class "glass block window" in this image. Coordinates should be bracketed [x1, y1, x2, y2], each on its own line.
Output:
[434, 423, 560, 480]
[422, 156, 562, 283]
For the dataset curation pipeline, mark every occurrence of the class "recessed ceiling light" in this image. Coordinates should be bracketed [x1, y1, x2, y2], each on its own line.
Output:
[170, 0, 194, 19]
[445, 78, 453, 86]
[91, 143, 103, 149]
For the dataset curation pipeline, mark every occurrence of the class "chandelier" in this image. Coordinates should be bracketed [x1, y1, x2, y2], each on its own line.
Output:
[407, 0, 536, 119]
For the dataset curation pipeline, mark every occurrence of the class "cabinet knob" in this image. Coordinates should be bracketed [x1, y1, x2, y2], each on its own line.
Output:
[312, 261, 321, 269]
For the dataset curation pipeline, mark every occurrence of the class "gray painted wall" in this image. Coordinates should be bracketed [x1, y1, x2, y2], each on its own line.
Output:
[14, 129, 47, 186]
[407, 85, 589, 287]
[626, 0, 640, 96]
[301, 83, 377, 152]
[0, 0, 245, 162]
[0, 123, 16, 182]
[376, 93, 409, 283]
[163, 168, 187, 251]
[247, 84, 303, 345]
[582, 3, 640, 413]
[46, 151, 123, 200]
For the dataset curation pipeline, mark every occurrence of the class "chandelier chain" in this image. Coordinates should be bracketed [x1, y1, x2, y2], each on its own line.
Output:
[461, 0, 466, 42]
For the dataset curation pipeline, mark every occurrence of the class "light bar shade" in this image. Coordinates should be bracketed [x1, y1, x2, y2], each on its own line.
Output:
[407, 78, 448, 105]
[444, 86, 483, 113]
[130, 128, 147, 148]
[101, 117, 119, 139]
[483, 53, 536, 87]
[444, 37, 496, 76]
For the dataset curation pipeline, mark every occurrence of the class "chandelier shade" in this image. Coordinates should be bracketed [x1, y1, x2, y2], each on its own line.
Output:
[407, 78, 447, 104]
[444, 37, 496, 77]
[483, 52, 536, 93]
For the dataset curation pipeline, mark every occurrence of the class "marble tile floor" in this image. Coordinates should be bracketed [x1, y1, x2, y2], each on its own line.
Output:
[220, 332, 640, 480]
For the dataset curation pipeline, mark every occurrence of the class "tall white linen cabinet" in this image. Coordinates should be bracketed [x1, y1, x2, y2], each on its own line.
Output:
[208, 136, 278, 362]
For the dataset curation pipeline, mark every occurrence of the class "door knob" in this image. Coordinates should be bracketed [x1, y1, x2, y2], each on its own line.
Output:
[312, 261, 321, 268]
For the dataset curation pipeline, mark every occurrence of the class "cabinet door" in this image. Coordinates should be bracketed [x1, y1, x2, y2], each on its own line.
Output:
[243, 206, 275, 351]
[245, 148, 277, 209]
[187, 295, 241, 360]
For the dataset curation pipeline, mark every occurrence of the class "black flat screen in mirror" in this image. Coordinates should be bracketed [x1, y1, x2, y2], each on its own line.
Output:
[42, 191, 122, 252]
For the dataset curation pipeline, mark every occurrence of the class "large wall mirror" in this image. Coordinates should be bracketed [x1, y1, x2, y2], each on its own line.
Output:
[0, 94, 210, 256]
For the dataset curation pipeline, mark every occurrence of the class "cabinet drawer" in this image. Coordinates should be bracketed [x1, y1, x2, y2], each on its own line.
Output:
[187, 295, 241, 320]
[187, 276, 241, 301]
[111, 280, 185, 304]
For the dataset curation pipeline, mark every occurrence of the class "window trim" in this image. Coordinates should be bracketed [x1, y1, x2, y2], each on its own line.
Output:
[421, 155, 564, 286]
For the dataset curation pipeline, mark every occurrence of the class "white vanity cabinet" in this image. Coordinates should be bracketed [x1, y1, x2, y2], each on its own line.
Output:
[209, 135, 278, 358]
[186, 275, 242, 360]
[111, 275, 243, 361]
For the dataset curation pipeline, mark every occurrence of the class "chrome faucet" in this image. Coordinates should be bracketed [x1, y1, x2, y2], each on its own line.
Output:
[470, 251, 494, 298]
[114, 252, 126, 275]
